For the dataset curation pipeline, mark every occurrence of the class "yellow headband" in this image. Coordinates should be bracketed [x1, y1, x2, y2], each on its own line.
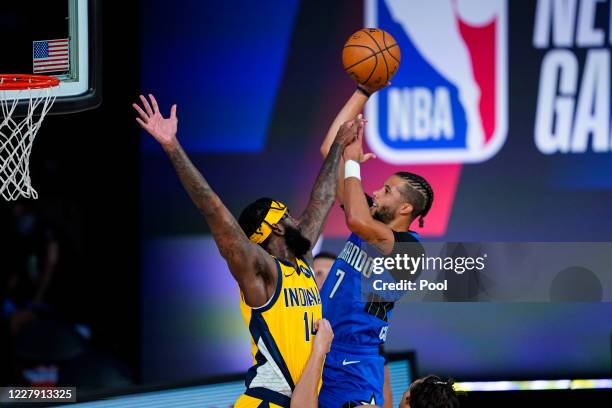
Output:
[249, 200, 288, 244]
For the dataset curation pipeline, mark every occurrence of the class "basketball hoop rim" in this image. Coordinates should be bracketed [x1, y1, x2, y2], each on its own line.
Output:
[0, 74, 59, 201]
[0, 74, 60, 91]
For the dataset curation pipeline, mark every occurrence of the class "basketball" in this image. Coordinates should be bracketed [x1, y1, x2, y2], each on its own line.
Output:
[342, 28, 401, 90]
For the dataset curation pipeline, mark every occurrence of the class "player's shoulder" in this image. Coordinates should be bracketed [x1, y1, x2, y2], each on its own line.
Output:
[297, 257, 316, 276]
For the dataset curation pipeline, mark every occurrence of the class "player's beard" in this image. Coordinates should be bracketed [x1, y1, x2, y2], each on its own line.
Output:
[284, 225, 311, 259]
[373, 205, 394, 224]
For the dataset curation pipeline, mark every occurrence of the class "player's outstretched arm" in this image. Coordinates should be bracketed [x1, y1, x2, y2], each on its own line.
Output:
[290, 319, 333, 408]
[342, 123, 395, 255]
[299, 117, 362, 254]
[320, 88, 369, 158]
[383, 364, 394, 408]
[320, 86, 380, 205]
[134, 94, 275, 307]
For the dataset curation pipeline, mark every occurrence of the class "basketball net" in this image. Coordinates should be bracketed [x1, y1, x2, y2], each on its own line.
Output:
[0, 75, 58, 200]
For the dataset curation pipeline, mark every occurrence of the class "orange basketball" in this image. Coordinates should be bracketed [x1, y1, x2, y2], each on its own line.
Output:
[342, 28, 401, 90]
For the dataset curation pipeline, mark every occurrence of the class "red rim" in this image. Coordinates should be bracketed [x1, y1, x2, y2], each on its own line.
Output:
[0, 74, 60, 90]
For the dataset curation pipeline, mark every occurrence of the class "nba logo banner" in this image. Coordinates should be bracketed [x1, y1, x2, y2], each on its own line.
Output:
[364, 0, 508, 164]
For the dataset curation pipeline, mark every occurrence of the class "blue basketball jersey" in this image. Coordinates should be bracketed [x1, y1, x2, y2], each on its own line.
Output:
[318, 230, 421, 408]
[320, 231, 420, 347]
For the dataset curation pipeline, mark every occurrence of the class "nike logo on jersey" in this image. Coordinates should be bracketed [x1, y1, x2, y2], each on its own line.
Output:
[357, 395, 377, 405]
[342, 358, 360, 366]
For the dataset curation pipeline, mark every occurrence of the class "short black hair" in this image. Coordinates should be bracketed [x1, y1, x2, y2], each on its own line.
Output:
[395, 172, 434, 228]
[409, 375, 459, 408]
[314, 251, 336, 261]
[238, 197, 274, 245]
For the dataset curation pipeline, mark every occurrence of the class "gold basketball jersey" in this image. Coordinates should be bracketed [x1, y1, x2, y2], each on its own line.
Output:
[235, 256, 322, 408]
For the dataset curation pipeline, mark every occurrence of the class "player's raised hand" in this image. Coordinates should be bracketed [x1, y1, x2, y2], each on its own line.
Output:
[335, 118, 359, 147]
[343, 114, 375, 164]
[359, 80, 392, 96]
[313, 319, 334, 355]
[133, 94, 178, 150]
[358, 115, 376, 164]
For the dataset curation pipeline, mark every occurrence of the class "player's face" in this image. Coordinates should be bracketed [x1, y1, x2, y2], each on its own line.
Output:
[371, 175, 407, 224]
[281, 211, 299, 229]
[280, 212, 311, 258]
[313, 257, 334, 289]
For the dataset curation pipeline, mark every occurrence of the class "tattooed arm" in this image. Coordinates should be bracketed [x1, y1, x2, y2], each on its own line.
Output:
[133, 94, 276, 307]
[298, 117, 365, 259]
[342, 123, 395, 255]
[320, 87, 382, 205]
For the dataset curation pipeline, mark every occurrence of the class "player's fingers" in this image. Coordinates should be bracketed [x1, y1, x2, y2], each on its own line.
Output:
[170, 104, 177, 119]
[323, 322, 333, 341]
[140, 94, 154, 116]
[361, 153, 376, 163]
[149, 94, 160, 114]
[132, 103, 149, 121]
[321, 319, 332, 332]
[356, 123, 364, 141]
[135, 117, 149, 130]
[316, 319, 331, 332]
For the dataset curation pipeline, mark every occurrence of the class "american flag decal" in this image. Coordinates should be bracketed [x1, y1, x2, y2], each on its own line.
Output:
[33, 39, 70, 74]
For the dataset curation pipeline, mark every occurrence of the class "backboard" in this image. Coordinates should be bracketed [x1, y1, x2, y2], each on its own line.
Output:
[0, 0, 101, 114]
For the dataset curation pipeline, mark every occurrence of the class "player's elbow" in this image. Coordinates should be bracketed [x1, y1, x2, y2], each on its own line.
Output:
[218, 246, 234, 262]
[320, 144, 329, 159]
[218, 240, 249, 264]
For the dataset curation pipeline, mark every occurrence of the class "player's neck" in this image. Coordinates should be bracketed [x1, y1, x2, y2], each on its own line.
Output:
[387, 216, 410, 232]
[268, 240, 298, 263]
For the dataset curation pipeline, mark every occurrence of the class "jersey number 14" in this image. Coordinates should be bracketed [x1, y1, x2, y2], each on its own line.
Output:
[303, 311, 317, 342]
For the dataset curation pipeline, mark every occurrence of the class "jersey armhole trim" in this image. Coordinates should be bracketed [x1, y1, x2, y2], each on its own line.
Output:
[251, 257, 283, 313]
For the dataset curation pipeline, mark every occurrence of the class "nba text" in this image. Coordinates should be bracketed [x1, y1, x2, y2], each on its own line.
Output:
[387, 87, 454, 141]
